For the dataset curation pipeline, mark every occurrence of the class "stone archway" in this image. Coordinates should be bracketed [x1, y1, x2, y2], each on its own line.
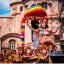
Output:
[1, 33, 20, 43]
[1, 33, 21, 54]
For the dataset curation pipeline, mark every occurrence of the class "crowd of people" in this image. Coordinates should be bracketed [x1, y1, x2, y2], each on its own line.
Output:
[0, 15, 61, 63]
[0, 42, 59, 63]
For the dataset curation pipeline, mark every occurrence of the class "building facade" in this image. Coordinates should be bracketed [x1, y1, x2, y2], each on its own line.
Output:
[0, 0, 64, 54]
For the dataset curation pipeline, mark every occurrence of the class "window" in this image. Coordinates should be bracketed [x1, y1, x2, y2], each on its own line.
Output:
[20, 6, 23, 11]
[24, 5, 28, 8]
[9, 27, 11, 32]
[0, 26, 1, 36]
[54, 35, 60, 43]
[13, 7, 17, 10]
[37, 3, 41, 5]
[41, 2, 48, 9]
[0, 26, 1, 29]
[48, 3, 52, 7]
[9, 40, 16, 50]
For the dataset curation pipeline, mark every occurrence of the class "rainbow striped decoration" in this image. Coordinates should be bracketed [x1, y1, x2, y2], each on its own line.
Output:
[21, 22, 25, 47]
[21, 4, 48, 47]
[24, 4, 47, 18]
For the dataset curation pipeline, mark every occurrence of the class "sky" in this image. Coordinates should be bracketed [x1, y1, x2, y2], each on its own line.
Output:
[0, 0, 10, 16]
